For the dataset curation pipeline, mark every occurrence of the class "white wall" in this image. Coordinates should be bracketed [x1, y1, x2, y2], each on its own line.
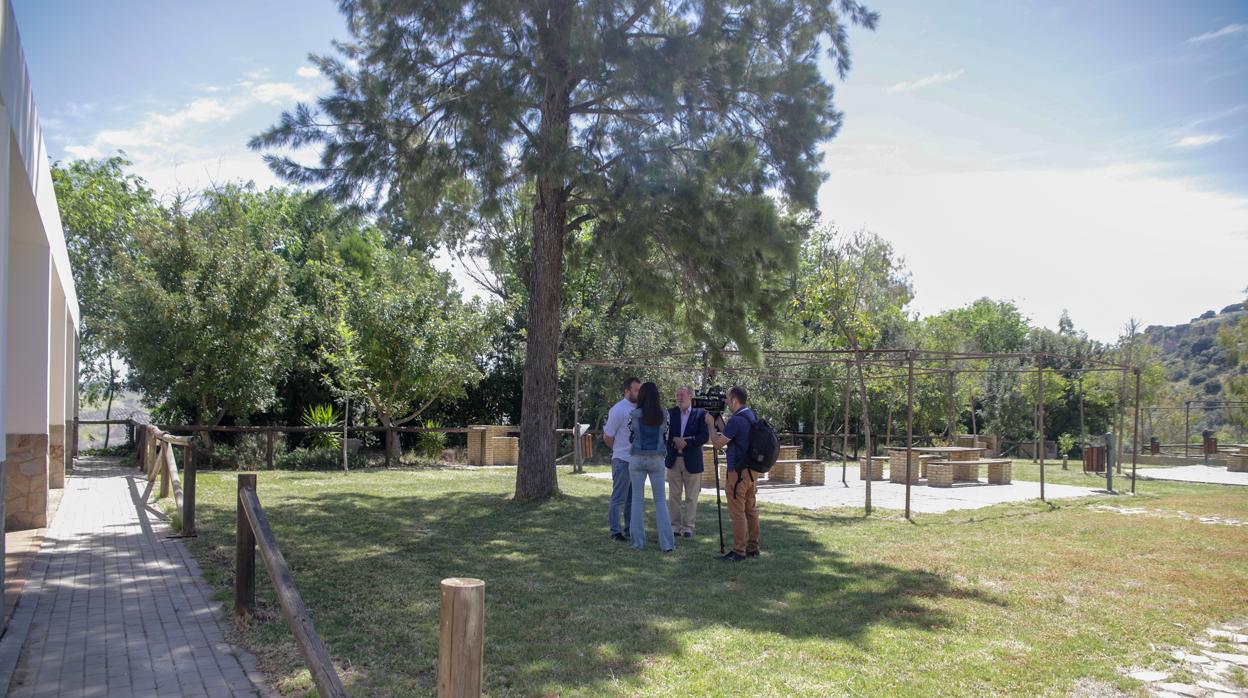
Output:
[1, 0, 79, 452]
[0, 117, 9, 461]
[0, 0, 76, 328]
[5, 239, 49, 435]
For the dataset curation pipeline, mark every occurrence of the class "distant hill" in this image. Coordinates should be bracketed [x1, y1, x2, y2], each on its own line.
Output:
[76, 391, 148, 451]
[1142, 301, 1247, 400]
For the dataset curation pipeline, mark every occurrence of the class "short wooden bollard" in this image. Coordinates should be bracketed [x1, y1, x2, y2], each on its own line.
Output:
[438, 578, 485, 698]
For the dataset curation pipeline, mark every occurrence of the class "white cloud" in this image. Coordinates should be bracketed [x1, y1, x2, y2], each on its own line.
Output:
[249, 82, 315, 104]
[296, 66, 320, 79]
[60, 73, 324, 194]
[1185, 23, 1246, 44]
[821, 161, 1248, 341]
[886, 69, 964, 94]
[1171, 134, 1224, 148]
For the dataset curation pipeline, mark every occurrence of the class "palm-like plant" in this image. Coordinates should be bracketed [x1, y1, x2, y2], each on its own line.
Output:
[302, 403, 341, 450]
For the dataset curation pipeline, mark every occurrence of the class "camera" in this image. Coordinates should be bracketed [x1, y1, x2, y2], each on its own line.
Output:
[693, 385, 726, 417]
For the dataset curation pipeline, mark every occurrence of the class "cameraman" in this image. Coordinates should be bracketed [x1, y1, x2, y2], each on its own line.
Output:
[710, 386, 760, 561]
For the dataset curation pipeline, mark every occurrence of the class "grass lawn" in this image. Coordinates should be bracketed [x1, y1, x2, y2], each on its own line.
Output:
[179, 460, 1248, 696]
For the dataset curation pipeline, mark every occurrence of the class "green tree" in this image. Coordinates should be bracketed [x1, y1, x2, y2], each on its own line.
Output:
[792, 225, 910, 512]
[52, 156, 160, 440]
[1219, 296, 1248, 400]
[113, 185, 295, 429]
[252, 0, 878, 500]
[322, 250, 491, 462]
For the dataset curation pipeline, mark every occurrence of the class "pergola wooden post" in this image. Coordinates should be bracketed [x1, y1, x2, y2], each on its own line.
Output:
[1037, 355, 1046, 502]
[905, 350, 915, 521]
[842, 362, 850, 489]
[572, 364, 582, 473]
[1131, 368, 1141, 494]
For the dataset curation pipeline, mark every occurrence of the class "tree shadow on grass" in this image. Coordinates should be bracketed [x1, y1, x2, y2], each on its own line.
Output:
[199, 472, 1007, 696]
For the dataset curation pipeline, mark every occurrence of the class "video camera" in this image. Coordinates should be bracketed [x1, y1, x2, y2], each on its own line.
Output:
[693, 385, 727, 418]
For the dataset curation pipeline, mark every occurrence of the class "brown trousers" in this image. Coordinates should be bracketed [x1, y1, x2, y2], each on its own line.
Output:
[725, 468, 760, 555]
[666, 462, 702, 534]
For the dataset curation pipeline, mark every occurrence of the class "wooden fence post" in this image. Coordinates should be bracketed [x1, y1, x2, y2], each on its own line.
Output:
[183, 444, 197, 536]
[266, 429, 275, 470]
[158, 443, 171, 500]
[236, 474, 257, 616]
[438, 577, 485, 698]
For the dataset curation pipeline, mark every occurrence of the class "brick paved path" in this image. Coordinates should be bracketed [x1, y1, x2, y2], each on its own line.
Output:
[3, 458, 268, 697]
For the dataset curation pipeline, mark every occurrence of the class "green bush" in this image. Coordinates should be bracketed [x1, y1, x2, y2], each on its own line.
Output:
[302, 403, 341, 449]
[276, 447, 366, 471]
[416, 420, 447, 458]
[201, 434, 271, 469]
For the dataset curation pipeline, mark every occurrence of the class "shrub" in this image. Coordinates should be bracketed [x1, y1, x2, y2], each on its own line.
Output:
[276, 447, 367, 471]
[200, 434, 272, 469]
[416, 420, 447, 458]
[302, 403, 341, 449]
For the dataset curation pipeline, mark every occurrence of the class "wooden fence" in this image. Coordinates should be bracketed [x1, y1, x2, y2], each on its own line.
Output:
[136, 424, 197, 536]
[235, 474, 346, 697]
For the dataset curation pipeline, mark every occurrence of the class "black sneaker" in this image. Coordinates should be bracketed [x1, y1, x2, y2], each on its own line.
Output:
[682, 531, 693, 538]
[746, 550, 760, 558]
[718, 551, 747, 562]
[611, 533, 628, 542]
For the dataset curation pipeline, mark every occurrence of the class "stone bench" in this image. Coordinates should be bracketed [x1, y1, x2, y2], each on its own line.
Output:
[861, 457, 887, 481]
[927, 462, 955, 487]
[769, 459, 824, 485]
[929, 459, 1013, 484]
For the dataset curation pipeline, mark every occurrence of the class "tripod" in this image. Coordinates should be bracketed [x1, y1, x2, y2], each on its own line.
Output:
[711, 413, 726, 555]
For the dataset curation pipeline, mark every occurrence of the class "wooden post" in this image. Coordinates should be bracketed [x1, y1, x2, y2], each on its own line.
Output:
[236, 474, 257, 616]
[343, 395, 350, 473]
[266, 429, 275, 470]
[905, 351, 914, 521]
[813, 372, 821, 460]
[158, 442, 171, 500]
[841, 363, 850, 487]
[145, 426, 158, 479]
[439, 577, 485, 698]
[1184, 400, 1190, 460]
[1038, 357, 1045, 502]
[573, 364, 582, 473]
[1132, 369, 1141, 494]
[183, 444, 197, 536]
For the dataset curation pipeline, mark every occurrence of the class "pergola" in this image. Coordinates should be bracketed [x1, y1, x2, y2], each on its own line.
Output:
[572, 348, 1141, 519]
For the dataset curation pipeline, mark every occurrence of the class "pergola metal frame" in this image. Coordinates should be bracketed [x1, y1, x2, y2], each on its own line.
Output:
[573, 348, 1141, 520]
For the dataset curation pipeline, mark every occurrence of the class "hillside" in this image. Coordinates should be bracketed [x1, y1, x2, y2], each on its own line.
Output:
[1143, 301, 1247, 400]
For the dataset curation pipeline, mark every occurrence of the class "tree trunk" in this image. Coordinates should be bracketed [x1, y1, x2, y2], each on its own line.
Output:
[102, 355, 117, 448]
[515, 30, 572, 502]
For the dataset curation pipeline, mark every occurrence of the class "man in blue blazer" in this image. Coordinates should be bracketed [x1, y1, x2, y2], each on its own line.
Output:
[666, 386, 710, 538]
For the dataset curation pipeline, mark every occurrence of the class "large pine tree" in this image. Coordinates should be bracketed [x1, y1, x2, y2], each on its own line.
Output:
[252, 0, 877, 500]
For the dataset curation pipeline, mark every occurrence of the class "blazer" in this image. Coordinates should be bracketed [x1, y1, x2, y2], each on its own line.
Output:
[664, 406, 709, 472]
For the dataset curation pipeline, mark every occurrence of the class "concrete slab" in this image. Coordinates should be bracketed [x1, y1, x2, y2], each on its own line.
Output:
[1135, 465, 1248, 487]
[585, 464, 1100, 514]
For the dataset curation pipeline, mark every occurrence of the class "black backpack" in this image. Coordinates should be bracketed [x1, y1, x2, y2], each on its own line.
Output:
[744, 411, 780, 474]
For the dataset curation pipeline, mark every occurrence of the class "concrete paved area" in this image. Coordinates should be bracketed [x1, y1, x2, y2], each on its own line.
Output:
[587, 463, 1100, 514]
[0, 457, 269, 697]
[1136, 465, 1248, 487]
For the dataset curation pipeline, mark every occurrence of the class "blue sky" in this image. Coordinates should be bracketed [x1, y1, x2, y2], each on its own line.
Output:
[13, 0, 1248, 341]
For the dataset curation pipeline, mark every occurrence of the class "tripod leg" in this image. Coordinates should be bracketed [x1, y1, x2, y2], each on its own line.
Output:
[713, 446, 725, 555]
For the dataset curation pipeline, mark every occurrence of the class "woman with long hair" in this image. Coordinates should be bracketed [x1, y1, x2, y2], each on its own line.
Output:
[627, 381, 676, 551]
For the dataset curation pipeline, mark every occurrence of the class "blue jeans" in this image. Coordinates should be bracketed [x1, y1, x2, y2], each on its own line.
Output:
[629, 454, 676, 551]
[609, 458, 633, 536]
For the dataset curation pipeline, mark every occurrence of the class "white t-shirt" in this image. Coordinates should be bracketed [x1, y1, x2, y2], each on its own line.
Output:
[604, 398, 635, 463]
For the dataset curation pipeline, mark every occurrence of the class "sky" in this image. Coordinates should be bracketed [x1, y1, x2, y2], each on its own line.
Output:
[12, 0, 1248, 342]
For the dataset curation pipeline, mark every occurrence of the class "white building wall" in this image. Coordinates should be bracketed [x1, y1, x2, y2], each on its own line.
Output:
[1, 0, 80, 533]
